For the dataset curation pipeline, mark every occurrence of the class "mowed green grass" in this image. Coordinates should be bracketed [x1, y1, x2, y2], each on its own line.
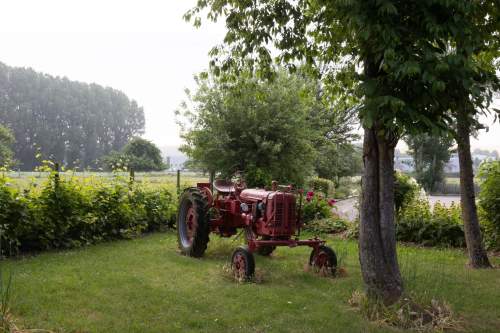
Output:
[3, 233, 500, 333]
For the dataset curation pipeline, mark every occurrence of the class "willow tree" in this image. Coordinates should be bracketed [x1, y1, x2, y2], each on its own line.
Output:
[185, 0, 489, 303]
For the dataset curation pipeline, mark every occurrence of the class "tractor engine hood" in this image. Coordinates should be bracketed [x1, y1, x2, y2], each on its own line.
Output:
[239, 189, 275, 202]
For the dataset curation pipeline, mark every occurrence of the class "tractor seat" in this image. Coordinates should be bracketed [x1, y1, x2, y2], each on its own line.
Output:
[213, 179, 235, 193]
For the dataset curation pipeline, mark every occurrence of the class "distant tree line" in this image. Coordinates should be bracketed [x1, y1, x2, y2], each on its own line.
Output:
[0, 62, 145, 170]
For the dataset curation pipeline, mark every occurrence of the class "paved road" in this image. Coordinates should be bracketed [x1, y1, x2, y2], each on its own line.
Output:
[334, 195, 461, 221]
[334, 197, 359, 221]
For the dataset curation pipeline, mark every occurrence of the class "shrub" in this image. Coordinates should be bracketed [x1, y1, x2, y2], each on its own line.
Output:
[303, 215, 348, 234]
[27, 174, 94, 249]
[307, 177, 335, 197]
[0, 177, 29, 255]
[394, 172, 420, 212]
[0, 171, 176, 256]
[396, 199, 465, 247]
[302, 191, 334, 223]
[344, 198, 465, 248]
[477, 161, 500, 250]
[344, 218, 359, 240]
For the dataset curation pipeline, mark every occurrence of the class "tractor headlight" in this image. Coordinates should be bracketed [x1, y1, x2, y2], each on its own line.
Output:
[240, 203, 249, 212]
[257, 202, 265, 212]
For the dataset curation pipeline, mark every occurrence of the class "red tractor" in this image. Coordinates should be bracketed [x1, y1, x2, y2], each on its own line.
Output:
[177, 178, 337, 280]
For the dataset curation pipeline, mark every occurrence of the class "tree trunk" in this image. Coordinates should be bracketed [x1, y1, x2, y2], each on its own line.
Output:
[359, 125, 403, 305]
[456, 108, 491, 268]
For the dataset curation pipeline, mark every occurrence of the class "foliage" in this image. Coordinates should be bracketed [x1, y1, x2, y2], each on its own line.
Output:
[477, 161, 500, 250]
[405, 133, 454, 193]
[244, 168, 272, 188]
[103, 137, 166, 172]
[178, 68, 362, 186]
[0, 171, 176, 256]
[302, 191, 334, 223]
[303, 216, 348, 235]
[307, 177, 335, 197]
[314, 143, 363, 182]
[396, 200, 465, 248]
[183, 1, 495, 136]
[178, 70, 316, 186]
[0, 62, 145, 170]
[393, 172, 420, 212]
[0, 125, 14, 168]
[346, 198, 466, 248]
[345, 218, 360, 240]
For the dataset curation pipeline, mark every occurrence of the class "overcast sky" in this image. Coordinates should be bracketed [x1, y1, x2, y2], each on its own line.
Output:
[1, 0, 499, 153]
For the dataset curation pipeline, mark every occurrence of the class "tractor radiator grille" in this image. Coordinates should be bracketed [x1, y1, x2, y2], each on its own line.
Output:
[275, 202, 284, 226]
[271, 193, 296, 235]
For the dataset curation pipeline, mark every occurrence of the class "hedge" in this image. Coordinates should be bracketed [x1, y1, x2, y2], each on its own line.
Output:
[0, 173, 176, 256]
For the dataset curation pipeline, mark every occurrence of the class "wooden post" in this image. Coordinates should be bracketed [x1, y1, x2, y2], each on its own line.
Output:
[129, 168, 135, 189]
[209, 170, 215, 193]
[54, 162, 60, 189]
[129, 168, 135, 185]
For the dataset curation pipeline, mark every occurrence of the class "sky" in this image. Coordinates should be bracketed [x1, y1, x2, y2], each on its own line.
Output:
[0, 0, 499, 154]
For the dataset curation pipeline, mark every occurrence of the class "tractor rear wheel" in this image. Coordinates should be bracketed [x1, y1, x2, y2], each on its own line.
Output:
[231, 246, 255, 281]
[256, 236, 276, 256]
[177, 188, 210, 257]
[309, 245, 337, 276]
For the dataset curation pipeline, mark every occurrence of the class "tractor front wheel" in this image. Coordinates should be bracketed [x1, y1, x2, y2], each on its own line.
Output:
[309, 245, 337, 276]
[177, 188, 210, 257]
[231, 246, 255, 281]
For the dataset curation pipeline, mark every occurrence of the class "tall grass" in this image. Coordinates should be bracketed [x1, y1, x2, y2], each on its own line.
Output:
[0, 235, 13, 333]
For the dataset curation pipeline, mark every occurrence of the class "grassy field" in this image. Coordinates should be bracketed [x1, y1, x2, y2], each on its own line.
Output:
[1, 171, 208, 191]
[2, 233, 499, 333]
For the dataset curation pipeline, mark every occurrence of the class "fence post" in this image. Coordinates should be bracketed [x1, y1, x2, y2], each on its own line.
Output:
[128, 168, 135, 191]
[54, 162, 60, 189]
[177, 169, 181, 195]
[209, 170, 215, 193]
[129, 168, 135, 185]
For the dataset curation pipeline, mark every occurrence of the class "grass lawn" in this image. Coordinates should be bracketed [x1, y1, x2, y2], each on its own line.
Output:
[3, 233, 500, 333]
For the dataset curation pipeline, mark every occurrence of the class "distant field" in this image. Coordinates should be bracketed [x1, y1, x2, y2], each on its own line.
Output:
[445, 177, 460, 185]
[1, 171, 208, 191]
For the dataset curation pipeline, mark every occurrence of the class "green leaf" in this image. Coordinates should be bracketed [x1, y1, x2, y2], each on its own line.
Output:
[378, 1, 398, 15]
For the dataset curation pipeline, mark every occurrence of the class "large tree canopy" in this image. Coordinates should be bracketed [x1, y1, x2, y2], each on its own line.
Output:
[178, 69, 359, 187]
[186, 0, 499, 303]
[0, 62, 145, 170]
[180, 70, 313, 186]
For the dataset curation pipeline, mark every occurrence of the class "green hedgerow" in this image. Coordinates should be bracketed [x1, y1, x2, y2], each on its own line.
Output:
[0, 171, 177, 256]
[307, 177, 335, 197]
[396, 199, 465, 247]
[477, 160, 500, 250]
